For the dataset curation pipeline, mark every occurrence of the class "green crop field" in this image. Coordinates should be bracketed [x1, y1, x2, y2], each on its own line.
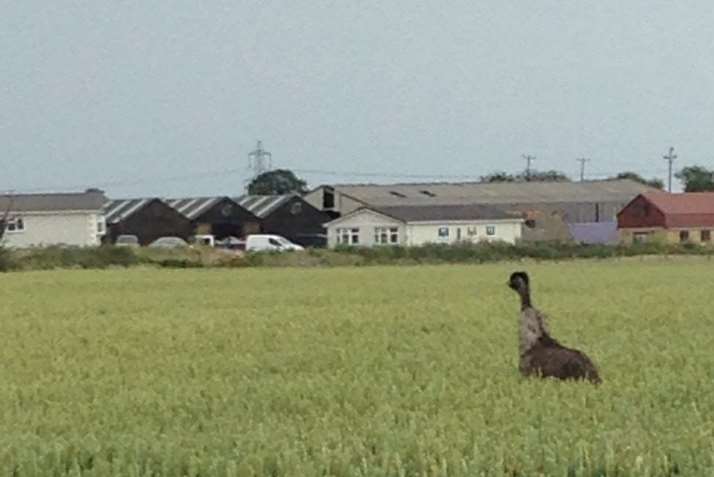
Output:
[1, 258, 714, 476]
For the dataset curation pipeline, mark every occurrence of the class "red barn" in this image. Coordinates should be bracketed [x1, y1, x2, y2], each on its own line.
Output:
[617, 192, 714, 244]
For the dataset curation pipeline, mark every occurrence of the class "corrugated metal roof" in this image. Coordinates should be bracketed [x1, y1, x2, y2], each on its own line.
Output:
[233, 194, 293, 218]
[643, 192, 714, 227]
[0, 191, 106, 213]
[103, 198, 153, 224]
[164, 197, 224, 220]
[327, 179, 655, 206]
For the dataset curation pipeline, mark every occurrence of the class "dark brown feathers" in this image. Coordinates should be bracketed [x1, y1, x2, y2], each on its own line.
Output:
[508, 271, 602, 384]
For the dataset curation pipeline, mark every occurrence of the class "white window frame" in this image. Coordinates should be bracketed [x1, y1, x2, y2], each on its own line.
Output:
[486, 225, 496, 236]
[5, 216, 25, 233]
[96, 217, 106, 235]
[374, 226, 399, 245]
[336, 227, 360, 245]
[437, 227, 449, 238]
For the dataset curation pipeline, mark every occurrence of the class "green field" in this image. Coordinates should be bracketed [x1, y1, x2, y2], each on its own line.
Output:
[1, 258, 714, 476]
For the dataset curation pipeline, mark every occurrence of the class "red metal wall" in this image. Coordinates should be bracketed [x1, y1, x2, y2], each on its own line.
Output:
[617, 195, 666, 228]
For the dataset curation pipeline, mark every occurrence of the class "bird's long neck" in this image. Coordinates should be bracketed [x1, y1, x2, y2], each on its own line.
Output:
[518, 285, 532, 310]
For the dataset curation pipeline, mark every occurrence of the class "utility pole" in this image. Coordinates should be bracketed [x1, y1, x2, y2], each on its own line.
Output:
[522, 154, 535, 181]
[663, 146, 677, 192]
[576, 157, 590, 182]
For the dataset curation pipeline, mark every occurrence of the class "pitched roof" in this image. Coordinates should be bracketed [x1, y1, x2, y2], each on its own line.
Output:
[643, 192, 714, 227]
[328, 204, 523, 226]
[0, 191, 106, 213]
[103, 198, 156, 224]
[319, 179, 656, 206]
[233, 194, 294, 218]
[164, 197, 226, 220]
[376, 204, 522, 222]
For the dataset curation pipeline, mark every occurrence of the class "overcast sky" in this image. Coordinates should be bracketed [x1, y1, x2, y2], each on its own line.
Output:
[2, 1, 713, 197]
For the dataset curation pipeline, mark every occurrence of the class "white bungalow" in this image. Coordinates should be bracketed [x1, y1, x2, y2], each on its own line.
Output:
[323, 204, 524, 248]
[0, 190, 107, 247]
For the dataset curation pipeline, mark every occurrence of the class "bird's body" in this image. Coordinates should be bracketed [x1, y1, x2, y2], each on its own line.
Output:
[508, 271, 601, 384]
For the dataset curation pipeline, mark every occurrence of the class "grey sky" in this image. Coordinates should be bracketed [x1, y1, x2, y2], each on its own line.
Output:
[2, 1, 713, 197]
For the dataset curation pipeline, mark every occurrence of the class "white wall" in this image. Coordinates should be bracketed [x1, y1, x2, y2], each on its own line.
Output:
[1, 211, 105, 248]
[326, 210, 523, 248]
[406, 221, 523, 246]
[326, 210, 405, 247]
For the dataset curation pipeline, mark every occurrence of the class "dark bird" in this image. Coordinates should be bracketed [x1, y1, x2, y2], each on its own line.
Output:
[507, 271, 601, 384]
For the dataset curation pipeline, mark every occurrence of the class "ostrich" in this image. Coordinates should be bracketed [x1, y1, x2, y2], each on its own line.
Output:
[507, 271, 601, 384]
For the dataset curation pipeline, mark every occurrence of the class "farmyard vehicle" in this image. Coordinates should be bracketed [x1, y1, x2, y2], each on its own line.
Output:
[245, 234, 304, 252]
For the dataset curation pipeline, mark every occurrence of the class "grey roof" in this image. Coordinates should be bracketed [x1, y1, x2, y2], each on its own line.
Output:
[164, 197, 226, 220]
[103, 198, 155, 224]
[233, 194, 294, 218]
[324, 179, 656, 206]
[0, 191, 106, 213]
[352, 204, 522, 223]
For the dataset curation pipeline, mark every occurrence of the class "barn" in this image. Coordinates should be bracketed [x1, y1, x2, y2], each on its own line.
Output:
[103, 198, 194, 246]
[617, 192, 714, 245]
[305, 179, 657, 242]
[234, 193, 333, 247]
[164, 197, 260, 240]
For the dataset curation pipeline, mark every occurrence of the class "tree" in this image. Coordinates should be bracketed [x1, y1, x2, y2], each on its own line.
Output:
[480, 171, 517, 183]
[247, 169, 308, 195]
[480, 169, 571, 183]
[612, 172, 664, 190]
[675, 166, 714, 192]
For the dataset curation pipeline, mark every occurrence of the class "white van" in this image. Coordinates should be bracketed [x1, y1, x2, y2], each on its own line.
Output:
[245, 234, 304, 252]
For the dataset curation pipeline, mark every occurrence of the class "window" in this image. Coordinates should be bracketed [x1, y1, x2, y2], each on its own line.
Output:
[374, 227, 399, 245]
[268, 238, 282, 247]
[679, 230, 690, 242]
[467, 226, 477, 237]
[96, 218, 106, 234]
[438, 227, 449, 238]
[633, 232, 650, 243]
[486, 226, 496, 236]
[5, 216, 24, 233]
[702, 230, 711, 242]
[323, 189, 335, 209]
[336, 228, 359, 245]
[290, 202, 303, 215]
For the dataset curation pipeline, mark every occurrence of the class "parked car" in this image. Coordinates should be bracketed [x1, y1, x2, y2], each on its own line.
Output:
[245, 234, 304, 252]
[115, 234, 139, 247]
[215, 236, 246, 251]
[148, 236, 189, 249]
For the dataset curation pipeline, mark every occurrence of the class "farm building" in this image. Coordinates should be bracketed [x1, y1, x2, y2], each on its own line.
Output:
[103, 198, 194, 246]
[0, 190, 106, 247]
[617, 192, 714, 245]
[305, 179, 657, 240]
[234, 193, 333, 247]
[323, 204, 524, 248]
[164, 197, 260, 240]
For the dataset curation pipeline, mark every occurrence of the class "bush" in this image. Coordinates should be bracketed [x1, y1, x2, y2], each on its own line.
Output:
[0, 246, 17, 272]
[16, 245, 139, 270]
